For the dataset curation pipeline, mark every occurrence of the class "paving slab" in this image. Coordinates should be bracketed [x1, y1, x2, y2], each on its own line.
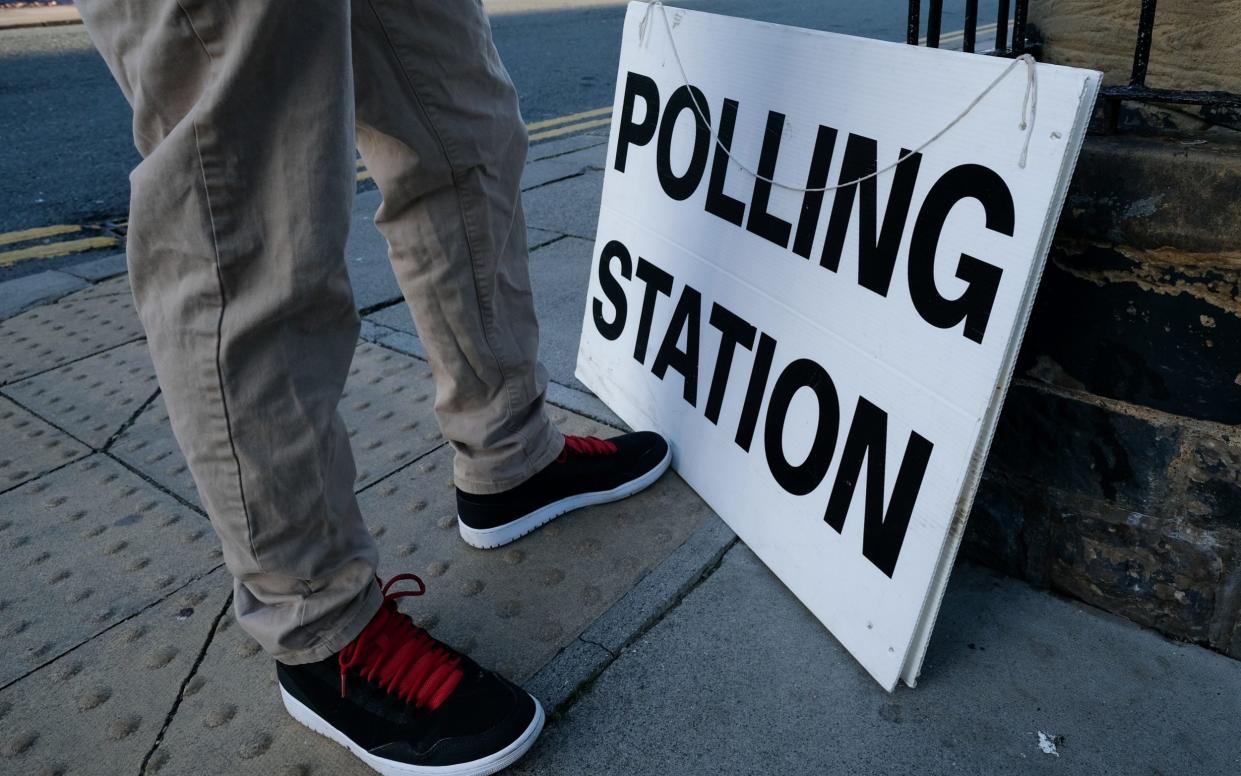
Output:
[0, 454, 222, 687]
[341, 341, 445, 489]
[512, 546, 1241, 776]
[3, 339, 157, 448]
[366, 236, 597, 394]
[0, 278, 144, 385]
[528, 134, 608, 163]
[145, 605, 366, 776]
[522, 158, 591, 191]
[522, 142, 605, 191]
[349, 404, 714, 683]
[527, 227, 566, 249]
[61, 252, 129, 283]
[111, 341, 446, 507]
[528, 236, 595, 391]
[522, 170, 604, 239]
[540, 142, 607, 171]
[0, 394, 89, 492]
[0, 569, 228, 776]
[66, 273, 133, 300]
[0, 269, 88, 320]
[109, 393, 200, 507]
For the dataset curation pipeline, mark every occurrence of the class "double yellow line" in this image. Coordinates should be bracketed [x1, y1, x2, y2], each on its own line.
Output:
[919, 22, 1000, 48]
[527, 105, 612, 142]
[0, 224, 118, 268]
[356, 105, 612, 183]
[4, 99, 613, 266]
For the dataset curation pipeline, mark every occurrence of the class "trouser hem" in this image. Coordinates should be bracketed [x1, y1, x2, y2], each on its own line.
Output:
[271, 580, 383, 666]
[454, 422, 565, 496]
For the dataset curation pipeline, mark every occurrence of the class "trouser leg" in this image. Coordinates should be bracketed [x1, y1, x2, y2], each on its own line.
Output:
[350, 0, 564, 495]
[76, 0, 380, 663]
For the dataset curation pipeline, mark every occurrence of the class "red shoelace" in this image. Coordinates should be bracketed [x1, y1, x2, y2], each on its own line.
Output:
[337, 573, 464, 711]
[556, 434, 618, 463]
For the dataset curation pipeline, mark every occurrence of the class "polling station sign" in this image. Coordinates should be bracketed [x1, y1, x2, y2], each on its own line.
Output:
[575, 3, 1101, 690]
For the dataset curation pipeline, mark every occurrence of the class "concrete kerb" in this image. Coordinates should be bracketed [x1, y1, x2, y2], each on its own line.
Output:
[525, 516, 739, 714]
[0, 269, 88, 319]
[60, 251, 128, 282]
[348, 330, 739, 714]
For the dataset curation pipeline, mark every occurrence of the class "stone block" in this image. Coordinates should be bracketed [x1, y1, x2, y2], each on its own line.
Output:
[1018, 242, 1241, 424]
[1169, 425, 1241, 530]
[986, 382, 1181, 515]
[1059, 134, 1241, 254]
[1046, 489, 1235, 646]
[1031, 0, 1241, 94]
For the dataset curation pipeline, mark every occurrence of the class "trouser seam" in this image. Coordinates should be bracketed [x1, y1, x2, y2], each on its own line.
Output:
[176, 0, 264, 574]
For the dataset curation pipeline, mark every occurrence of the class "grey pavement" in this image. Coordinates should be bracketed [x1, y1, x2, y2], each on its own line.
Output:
[2, 128, 1239, 775]
[0, 269, 87, 318]
[514, 546, 1241, 776]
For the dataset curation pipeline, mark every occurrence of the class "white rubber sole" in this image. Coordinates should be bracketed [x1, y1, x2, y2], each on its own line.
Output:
[458, 446, 673, 550]
[280, 686, 544, 776]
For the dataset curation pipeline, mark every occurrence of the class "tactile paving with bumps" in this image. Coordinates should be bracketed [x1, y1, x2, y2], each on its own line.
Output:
[0, 277, 144, 385]
[133, 408, 711, 775]
[0, 395, 89, 492]
[0, 570, 229, 776]
[349, 407, 713, 682]
[111, 341, 446, 507]
[145, 609, 365, 776]
[0, 454, 222, 686]
[110, 393, 200, 506]
[3, 339, 158, 448]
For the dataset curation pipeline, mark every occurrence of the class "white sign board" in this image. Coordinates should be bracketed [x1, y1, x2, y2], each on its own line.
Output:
[576, 3, 1100, 690]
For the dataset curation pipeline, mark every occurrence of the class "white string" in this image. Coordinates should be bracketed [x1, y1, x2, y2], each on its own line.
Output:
[637, 0, 1038, 194]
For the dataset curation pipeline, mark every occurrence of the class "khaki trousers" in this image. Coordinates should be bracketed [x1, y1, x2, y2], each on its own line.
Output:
[76, 0, 564, 663]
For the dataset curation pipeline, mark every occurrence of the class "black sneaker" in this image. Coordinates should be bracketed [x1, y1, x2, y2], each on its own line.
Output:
[456, 431, 671, 549]
[278, 574, 543, 776]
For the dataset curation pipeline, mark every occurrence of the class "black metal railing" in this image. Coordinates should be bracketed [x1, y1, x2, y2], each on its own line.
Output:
[906, 0, 1028, 56]
[907, 0, 1241, 110]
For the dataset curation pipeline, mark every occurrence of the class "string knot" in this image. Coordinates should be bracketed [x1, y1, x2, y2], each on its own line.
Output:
[638, 0, 663, 48]
[1016, 53, 1038, 169]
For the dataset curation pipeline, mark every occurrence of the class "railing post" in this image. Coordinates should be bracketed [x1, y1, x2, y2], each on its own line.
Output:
[1013, 0, 1028, 53]
[927, 0, 943, 47]
[1131, 0, 1158, 87]
[907, 0, 920, 45]
[995, 0, 1010, 52]
[963, 0, 979, 52]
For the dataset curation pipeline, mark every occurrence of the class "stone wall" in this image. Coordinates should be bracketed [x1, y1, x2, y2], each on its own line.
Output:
[1029, 0, 1241, 92]
[963, 5, 1241, 658]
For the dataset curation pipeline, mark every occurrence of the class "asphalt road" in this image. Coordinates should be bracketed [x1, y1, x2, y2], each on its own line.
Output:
[0, 0, 984, 276]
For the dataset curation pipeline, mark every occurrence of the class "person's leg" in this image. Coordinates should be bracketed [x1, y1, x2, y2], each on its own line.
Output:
[350, 0, 563, 496]
[75, 0, 380, 663]
[349, 0, 672, 551]
[79, 3, 546, 771]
